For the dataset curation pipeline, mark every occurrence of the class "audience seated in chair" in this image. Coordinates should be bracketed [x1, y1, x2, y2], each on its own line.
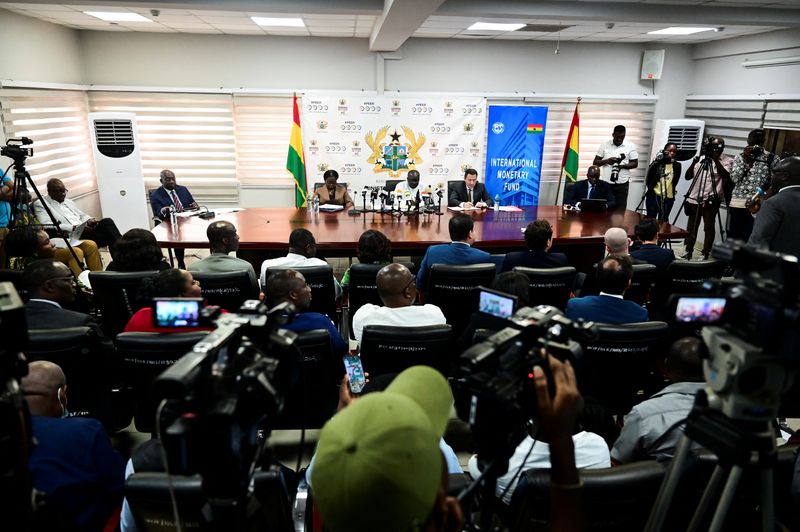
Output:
[266, 269, 348, 356]
[630, 218, 675, 274]
[566, 254, 648, 324]
[106, 229, 170, 272]
[5, 225, 97, 279]
[611, 336, 705, 464]
[351, 263, 446, 345]
[123, 268, 217, 333]
[340, 229, 392, 292]
[22, 259, 97, 329]
[259, 228, 342, 298]
[501, 219, 568, 272]
[22, 360, 125, 531]
[187, 220, 259, 290]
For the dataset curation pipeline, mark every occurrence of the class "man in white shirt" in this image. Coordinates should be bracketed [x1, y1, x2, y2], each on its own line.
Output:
[259, 228, 342, 298]
[352, 263, 446, 344]
[393, 170, 422, 202]
[593, 125, 639, 211]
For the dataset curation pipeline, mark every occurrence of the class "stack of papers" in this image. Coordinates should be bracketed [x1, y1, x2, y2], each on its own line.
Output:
[318, 204, 344, 212]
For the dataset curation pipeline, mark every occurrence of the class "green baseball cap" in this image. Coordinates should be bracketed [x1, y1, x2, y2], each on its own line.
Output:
[311, 366, 453, 532]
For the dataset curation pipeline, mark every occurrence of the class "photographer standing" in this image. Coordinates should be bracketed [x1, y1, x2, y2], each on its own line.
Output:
[645, 143, 681, 222]
[728, 129, 780, 241]
[594, 125, 639, 211]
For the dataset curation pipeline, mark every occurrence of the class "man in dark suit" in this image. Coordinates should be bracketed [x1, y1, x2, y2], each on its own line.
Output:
[631, 218, 675, 274]
[501, 219, 569, 272]
[448, 169, 494, 208]
[564, 165, 616, 209]
[150, 169, 197, 268]
[23, 259, 96, 328]
[417, 214, 500, 291]
[566, 254, 648, 324]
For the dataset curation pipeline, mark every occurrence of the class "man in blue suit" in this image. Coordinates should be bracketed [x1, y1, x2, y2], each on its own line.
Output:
[630, 218, 675, 274]
[566, 254, 648, 324]
[150, 169, 197, 269]
[564, 166, 616, 210]
[417, 214, 499, 291]
[501, 219, 568, 272]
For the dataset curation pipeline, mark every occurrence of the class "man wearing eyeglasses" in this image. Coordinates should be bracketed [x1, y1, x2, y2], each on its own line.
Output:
[150, 169, 198, 269]
[22, 259, 97, 328]
[351, 263, 446, 345]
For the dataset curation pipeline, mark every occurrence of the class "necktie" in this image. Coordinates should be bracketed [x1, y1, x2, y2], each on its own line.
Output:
[171, 190, 184, 212]
[589, 185, 595, 199]
[468, 188, 473, 203]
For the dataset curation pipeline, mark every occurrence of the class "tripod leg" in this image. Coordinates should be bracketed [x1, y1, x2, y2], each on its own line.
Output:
[708, 464, 743, 532]
[687, 464, 727, 532]
[760, 467, 774, 532]
[645, 434, 693, 532]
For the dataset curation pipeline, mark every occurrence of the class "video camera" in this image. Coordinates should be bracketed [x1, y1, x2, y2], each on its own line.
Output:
[700, 135, 724, 158]
[1, 137, 33, 164]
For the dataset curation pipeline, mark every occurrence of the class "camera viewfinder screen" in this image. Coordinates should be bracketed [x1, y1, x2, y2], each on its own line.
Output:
[154, 299, 201, 328]
[675, 297, 726, 323]
[479, 290, 516, 319]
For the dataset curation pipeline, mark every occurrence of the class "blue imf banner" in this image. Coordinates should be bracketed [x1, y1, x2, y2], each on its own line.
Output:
[484, 106, 548, 206]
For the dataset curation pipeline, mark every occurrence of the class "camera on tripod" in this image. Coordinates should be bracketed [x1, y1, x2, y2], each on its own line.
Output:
[700, 135, 724, 158]
[1, 137, 34, 163]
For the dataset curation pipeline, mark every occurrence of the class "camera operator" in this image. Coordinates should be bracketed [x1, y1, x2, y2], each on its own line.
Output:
[682, 136, 732, 260]
[593, 125, 639, 210]
[645, 143, 681, 222]
[748, 156, 800, 264]
[728, 128, 780, 241]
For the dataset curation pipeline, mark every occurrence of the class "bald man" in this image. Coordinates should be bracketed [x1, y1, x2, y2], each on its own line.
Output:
[351, 263, 446, 344]
[150, 169, 197, 269]
[22, 361, 125, 530]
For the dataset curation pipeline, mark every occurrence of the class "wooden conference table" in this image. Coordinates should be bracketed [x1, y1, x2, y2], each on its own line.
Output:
[153, 206, 688, 274]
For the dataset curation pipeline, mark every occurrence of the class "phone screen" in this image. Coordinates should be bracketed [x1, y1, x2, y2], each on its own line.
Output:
[153, 298, 202, 328]
[674, 297, 726, 323]
[343, 355, 366, 394]
[478, 288, 517, 319]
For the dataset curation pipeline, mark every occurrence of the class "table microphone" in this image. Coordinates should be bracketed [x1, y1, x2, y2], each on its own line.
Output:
[349, 188, 366, 215]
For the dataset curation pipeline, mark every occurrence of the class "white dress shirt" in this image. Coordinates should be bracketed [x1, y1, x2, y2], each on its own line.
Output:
[596, 140, 639, 184]
[351, 303, 447, 345]
[259, 252, 342, 297]
[34, 196, 91, 233]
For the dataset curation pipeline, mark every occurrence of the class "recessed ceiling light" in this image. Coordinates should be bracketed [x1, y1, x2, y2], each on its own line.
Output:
[467, 22, 525, 32]
[84, 12, 152, 22]
[647, 27, 715, 35]
[251, 17, 305, 28]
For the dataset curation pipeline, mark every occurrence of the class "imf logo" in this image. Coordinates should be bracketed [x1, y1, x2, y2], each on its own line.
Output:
[492, 122, 504, 134]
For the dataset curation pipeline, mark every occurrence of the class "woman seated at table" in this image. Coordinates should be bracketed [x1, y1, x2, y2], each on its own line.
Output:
[106, 228, 170, 272]
[312, 169, 353, 208]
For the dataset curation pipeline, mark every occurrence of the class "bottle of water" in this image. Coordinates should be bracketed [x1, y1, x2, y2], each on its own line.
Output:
[313, 195, 320, 213]
[168, 205, 177, 226]
[494, 194, 500, 212]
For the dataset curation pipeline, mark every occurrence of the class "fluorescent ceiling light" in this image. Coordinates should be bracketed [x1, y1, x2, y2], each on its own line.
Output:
[84, 12, 152, 22]
[648, 27, 715, 35]
[251, 17, 305, 28]
[467, 22, 525, 32]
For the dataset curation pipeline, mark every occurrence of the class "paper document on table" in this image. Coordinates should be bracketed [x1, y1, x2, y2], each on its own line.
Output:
[447, 206, 481, 212]
[212, 207, 244, 214]
[318, 204, 344, 212]
[499, 206, 523, 212]
[53, 237, 84, 248]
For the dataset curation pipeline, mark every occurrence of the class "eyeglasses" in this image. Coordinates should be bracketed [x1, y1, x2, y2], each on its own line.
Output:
[191, 279, 200, 286]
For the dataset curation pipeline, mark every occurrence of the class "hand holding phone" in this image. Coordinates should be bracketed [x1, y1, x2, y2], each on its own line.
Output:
[343, 355, 366, 394]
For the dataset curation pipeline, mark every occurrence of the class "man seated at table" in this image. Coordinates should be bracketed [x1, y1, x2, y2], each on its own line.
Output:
[188, 220, 259, 290]
[416, 214, 499, 291]
[566, 254, 648, 324]
[564, 165, 616, 210]
[393, 169, 423, 200]
[501, 219, 569, 272]
[448, 168, 494, 209]
[259, 228, 342, 298]
[630, 218, 675, 274]
[150, 169, 197, 269]
[312, 169, 354, 208]
[352, 263, 446, 345]
[35, 178, 122, 249]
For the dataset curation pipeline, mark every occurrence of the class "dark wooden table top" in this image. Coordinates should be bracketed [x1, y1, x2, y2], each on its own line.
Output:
[153, 206, 688, 254]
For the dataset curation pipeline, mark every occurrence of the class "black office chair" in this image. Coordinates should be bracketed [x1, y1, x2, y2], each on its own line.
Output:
[115, 331, 208, 433]
[384, 179, 403, 192]
[626, 263, 658, 306]
[266, 264, 338, 322]
[346, 261, 414, 339]
[26, 326, 126, 430]
[579, 321, 670, 415]
[359, 324, 453, 377]
[651, 259, 726, 313]
[312, 181, 349, 192]
[426, 263, 496, 337]
[126, 469, 294, 532]
[513, 266, 577, 309]
[89, 271, 159, 338]
[190, 270, 260, 312]
[509, 461, 665, 532]
[447, 180, 461, 202]
[0, 269, 27, 300]
[272, 329, 340, 430]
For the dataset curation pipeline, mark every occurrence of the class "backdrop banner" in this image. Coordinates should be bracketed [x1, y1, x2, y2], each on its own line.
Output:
[484, 105, 548, 206]
[301, 94, 486, 195]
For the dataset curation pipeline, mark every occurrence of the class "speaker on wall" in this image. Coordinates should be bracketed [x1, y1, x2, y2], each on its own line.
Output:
[641, 49, 666, 80]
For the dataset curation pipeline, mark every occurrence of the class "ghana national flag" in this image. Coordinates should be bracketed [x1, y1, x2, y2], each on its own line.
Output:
[287, 94, 308, 207]
[560, 101, 580, 182]
[527, 123, 543, 134]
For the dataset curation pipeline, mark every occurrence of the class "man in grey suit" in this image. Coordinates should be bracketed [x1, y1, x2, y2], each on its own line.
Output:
[188, 220, 259, 291]
[748, 156, 800, 260]
[23, 259, 96, 328]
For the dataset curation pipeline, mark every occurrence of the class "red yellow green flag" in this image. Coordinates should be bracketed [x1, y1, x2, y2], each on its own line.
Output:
[560, 101, 580, 182]
[527, 124, 544, 134]
[287, 94, 308, 207]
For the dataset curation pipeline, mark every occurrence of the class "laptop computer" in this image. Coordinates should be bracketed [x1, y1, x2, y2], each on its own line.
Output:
[579, 198, 608, 212]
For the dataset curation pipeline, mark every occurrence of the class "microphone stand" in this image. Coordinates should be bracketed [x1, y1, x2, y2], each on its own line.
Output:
[348, 189, 366, 215]
[435, 190, 444, 216]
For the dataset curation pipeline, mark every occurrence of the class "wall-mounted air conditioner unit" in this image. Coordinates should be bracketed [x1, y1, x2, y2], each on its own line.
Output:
[89, 112, 150, 234]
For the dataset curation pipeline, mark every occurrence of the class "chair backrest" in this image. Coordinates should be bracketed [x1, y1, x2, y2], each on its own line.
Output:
[384, 179, 403, 192]
[313, 181, 348, 191]
[126, 468, 293, 532]
[26, 326, 119, 428]
[0, 268, 27, 301]
[272, 328, 340, 430]
[89, 271, 159, 338]
[347, 261, 414, 338]
[651, 259, 726, 312]
[426, 263, 496, 336]
[579, 321, 670, 415]
[267, 264, 337, 321]
[513, 266, 577, 310]
[359, 324, 453, 377]
[190, 270, 260, 312]
[509, 461, 665, 532]
[447, 180, 461, 200]
[115, 331, 208, 433]
[625, 263, 658, 305]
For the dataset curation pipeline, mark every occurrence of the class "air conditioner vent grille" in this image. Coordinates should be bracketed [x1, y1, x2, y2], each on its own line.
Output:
[94, 120, 134, 145]
[667, 126, 701, 150]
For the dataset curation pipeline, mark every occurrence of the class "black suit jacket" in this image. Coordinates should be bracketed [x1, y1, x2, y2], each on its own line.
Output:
[630, 244, 675, 274]
[501, 250, 569, 272]
[564, 179, 616, 208]
[749, 187, 800, 259]
[448, 181, 494, 207]
[25, 300, 95, 329]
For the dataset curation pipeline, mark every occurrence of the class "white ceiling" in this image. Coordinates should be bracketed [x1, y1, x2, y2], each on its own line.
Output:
[1, 0, 798, 50]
